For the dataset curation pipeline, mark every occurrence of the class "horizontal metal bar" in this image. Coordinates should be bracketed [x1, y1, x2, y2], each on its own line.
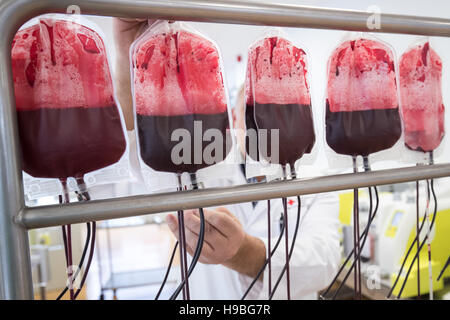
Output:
[4, 0, 450, 38]
[20, 163, 450, 229]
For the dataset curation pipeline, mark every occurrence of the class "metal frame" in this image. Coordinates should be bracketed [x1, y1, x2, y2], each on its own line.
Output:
[1, 0, 450, 300]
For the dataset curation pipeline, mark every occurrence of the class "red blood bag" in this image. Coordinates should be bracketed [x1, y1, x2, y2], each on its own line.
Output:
[326, 38, 401, 157]
[245, 35, 315, 168]
[12, 18, 126, 181]
[399, 42, 445, 152]
[132, 21, 231, 175]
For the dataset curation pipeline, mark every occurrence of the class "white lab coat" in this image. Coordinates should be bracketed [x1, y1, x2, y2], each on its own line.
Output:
[187, 171, 341, 300]
[90, 131, 341, 300]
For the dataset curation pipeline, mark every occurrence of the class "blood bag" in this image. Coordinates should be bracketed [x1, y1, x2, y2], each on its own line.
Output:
[325, 36, 401, 159]
[245, 29, 315, 178]
[12, 16, 128, 198]
[399, 41, 445, 153]
[131, 21, 233, 190]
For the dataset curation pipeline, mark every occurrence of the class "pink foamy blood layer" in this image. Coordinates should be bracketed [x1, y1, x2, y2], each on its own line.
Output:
[133, 30, 227, 116]
[12, 19, 114, 111]
[245, 37, 310, 106]
[399, 42, 445, 151]
[327, 39, 398, 112]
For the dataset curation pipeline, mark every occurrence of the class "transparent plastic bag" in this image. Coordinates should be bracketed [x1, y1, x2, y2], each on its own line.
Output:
[399, 37, 445, 165]
[244, 28, 317, 181]
[130, 20, 235, 192]
[324, 32, 403, 169]
[12, 14, 130, 200]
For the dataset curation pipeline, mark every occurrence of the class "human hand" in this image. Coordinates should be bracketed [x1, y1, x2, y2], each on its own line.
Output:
[166, 207, 245, 265]
[166, 207, 266, 278]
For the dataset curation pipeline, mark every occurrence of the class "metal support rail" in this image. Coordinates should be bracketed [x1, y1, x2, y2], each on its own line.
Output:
[20, 164, 450, 229]
[1, 0, 450, 300]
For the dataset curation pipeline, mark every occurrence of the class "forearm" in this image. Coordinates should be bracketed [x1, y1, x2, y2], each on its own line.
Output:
[114, 59, 134, 130]
[113, 18, 147, 131]
[222, 233, 266, 279]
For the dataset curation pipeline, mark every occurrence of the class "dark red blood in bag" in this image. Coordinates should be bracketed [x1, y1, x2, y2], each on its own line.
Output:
[12, 19, 126, 179]
[326, 38, 401, 156]
[325, 100, 401, 156]
[399, 42, 445, 152]
[137, 112, 230, 173]
[245, 37, 315, 165]
[133, 29, 230, 174]
[18, 106, 125, 179]
[247, 103, 315, 165]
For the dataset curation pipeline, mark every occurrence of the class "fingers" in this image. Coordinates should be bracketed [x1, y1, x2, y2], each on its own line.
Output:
[188, 208, 246, 264]
[184, 210, 227, 247]
[166, 213, 214, 264]
[215, 207, 242, 224]
[198, 208, 242, 238]
[184, 225, 214, 255]
[183, 235, 213, 265]
[188, 209, 225, 238]
[166, 213, 179, 239]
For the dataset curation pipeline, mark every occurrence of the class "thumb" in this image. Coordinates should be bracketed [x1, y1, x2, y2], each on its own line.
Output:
[165, 214, 179, 238]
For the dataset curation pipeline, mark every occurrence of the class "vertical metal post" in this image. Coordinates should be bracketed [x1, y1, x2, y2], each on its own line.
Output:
[0, 3, 33, 300]
[1, 0, 450, 300]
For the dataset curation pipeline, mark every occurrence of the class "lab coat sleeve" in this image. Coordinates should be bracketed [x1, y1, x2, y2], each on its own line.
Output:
[239, 192, 341, 300]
